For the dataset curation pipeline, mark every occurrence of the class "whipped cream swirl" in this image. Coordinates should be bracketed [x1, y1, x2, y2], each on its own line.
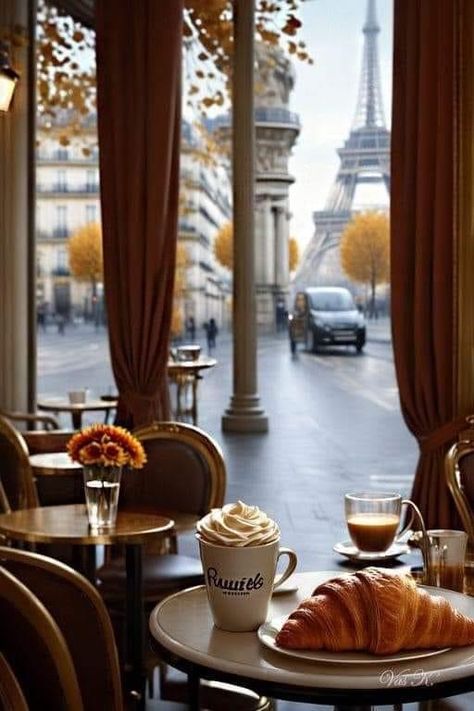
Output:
[197, 500, 280, 547]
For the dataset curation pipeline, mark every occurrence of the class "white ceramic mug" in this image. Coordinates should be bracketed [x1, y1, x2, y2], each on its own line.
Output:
[68, 389, 87, 404]
[197, 535, 297, 632]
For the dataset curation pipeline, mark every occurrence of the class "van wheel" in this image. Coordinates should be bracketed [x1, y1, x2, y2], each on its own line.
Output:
[356, 334, 365, 353]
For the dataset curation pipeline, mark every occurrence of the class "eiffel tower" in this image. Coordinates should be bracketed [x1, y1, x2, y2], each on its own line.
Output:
[294, 0, 390, 287]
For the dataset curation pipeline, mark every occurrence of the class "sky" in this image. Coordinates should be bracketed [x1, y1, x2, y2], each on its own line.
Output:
[288, 0, 393, 250]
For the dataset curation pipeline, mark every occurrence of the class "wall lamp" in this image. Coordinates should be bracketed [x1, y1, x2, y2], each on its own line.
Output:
[0, 42, 19, 113]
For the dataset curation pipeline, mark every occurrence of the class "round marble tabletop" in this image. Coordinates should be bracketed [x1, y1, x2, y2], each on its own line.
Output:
[29, 452, 82, 476]
[149, 571, 474, 704]
[37, 398, 118, 413]
[167, 357, 217, 375]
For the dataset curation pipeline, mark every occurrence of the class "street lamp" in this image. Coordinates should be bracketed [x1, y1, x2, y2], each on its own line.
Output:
[0, 42, 19, 113]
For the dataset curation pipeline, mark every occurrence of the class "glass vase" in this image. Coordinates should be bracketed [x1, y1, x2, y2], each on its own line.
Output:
[83, 465, 122, 529]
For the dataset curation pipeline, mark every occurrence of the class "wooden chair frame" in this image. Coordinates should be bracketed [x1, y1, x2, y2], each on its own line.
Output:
[0, 546, 123, 711]
[0, 565, 83, 710]
[0, 415, 39, 512]
[446, 426, 474, 542]
[0, 653, 28, 711]
[132, 420, 226, 514]
[0, 409, 60, 431]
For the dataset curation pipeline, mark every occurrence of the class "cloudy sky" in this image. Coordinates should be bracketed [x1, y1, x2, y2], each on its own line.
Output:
[288, 0, 393, 250]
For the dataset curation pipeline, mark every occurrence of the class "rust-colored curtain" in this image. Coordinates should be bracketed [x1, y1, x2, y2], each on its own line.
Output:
[95, 0, 183, 428]
[391, 0, 467, 527]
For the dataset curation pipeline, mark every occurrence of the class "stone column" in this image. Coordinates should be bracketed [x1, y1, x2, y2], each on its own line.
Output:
[222, 0, 268, 432]
[263, 197, 275, 284]
[0, 0, 36, 412]
[274, 205, 289, 289]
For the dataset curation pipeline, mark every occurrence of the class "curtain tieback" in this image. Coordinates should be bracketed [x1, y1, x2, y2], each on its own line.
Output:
[418, 416, 468, 454]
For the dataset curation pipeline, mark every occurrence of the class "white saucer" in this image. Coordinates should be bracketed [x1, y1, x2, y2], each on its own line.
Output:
[333, 539, 409, 561]
[272, 575, 299, 595]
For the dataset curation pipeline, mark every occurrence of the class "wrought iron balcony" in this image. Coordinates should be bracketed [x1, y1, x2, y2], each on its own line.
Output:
[37, 184, 100, 194]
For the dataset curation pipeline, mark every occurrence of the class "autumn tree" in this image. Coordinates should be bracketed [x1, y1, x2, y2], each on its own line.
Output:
[68, 222, 103, 321]
[215, 224, 300, 274]
[68, 222, 103, 289]
[214, 221, 233, 270]
[171, 243, 190, 338]
[289, 237, 299, 272]
[340, 211, 390, 318]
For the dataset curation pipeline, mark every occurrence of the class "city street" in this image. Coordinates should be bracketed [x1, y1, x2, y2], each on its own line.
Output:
[37, 321, 418, 573]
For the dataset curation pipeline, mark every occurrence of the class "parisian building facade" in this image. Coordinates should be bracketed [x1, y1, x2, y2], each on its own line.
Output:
[36, 116, 231, 332]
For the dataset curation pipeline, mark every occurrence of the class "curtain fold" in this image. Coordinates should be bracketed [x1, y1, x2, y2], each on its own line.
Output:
[391, 0, 468, 528]
[457, 1, 474, 415]
[95, 0, 183, 428]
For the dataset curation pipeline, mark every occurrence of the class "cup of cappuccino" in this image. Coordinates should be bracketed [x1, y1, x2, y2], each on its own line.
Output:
[197, 501, 297, 632]
[345, 492, 416, 554]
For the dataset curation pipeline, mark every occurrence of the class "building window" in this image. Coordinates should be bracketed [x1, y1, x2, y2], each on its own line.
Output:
[54, 206, 68, 238]
[56, 205, 67, 227]
[57, 248, 67, 269]
[56, 170, 67, 191]
[86, 170, 97, 192]
[85, 204, 97, 223]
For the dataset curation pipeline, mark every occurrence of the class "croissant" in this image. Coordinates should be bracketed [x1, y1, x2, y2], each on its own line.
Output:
[276, 567, 474, 655]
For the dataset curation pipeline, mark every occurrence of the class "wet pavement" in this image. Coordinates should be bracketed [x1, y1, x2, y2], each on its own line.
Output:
[37, 323, 418, 571]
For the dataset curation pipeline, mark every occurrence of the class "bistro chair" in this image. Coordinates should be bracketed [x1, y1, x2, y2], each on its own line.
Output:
[96, 421, 226, 697]
[0, 414, 38, 512]
[23, 429, 74, 455]
[22, 429, 82, 507]
[0, 652, 29, 711]
[0, 546, 123, 711]
[98, 421, 226, 601]
[0, 408, 60, 431]
[446, 416, 474, 543]
[0, 565, 83, 710]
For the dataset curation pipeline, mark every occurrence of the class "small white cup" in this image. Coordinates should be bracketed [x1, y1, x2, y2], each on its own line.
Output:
[68, 390, 87, 404]
[197, 535, 297, 632]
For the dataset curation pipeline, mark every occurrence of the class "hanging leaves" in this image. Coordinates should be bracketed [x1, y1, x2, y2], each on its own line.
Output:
[37, 0, 312, 143]
[183, 0, 312, 114]
[36, 0, 96, 148]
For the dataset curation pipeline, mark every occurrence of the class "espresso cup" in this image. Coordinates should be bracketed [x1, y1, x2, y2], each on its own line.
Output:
[426, 529, 467, 592]
[197, 535, 297, 632]
[345, 492, 415, 554]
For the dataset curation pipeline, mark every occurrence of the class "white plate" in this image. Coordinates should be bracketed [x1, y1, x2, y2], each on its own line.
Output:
[333, 539, 409, 561]
[258, 615, 450, 665]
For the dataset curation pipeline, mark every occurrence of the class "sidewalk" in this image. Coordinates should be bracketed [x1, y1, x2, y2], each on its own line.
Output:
[366, 316, 391, 344]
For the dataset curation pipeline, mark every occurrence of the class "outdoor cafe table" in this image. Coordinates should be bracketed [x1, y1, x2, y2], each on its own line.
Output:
[0, 504, 174, 701]
[150, 571, 474, 709]
[37, 397, 118, 429]
[167, 356, 217, 425]
[29, 451, 84, 505]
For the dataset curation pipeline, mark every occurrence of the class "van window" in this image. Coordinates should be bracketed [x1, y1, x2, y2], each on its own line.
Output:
[310, 291, 355, 311]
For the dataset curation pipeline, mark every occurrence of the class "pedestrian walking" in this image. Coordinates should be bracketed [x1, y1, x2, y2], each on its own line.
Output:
[56, 313, 66, 335]
[204, 318, 218, 351]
